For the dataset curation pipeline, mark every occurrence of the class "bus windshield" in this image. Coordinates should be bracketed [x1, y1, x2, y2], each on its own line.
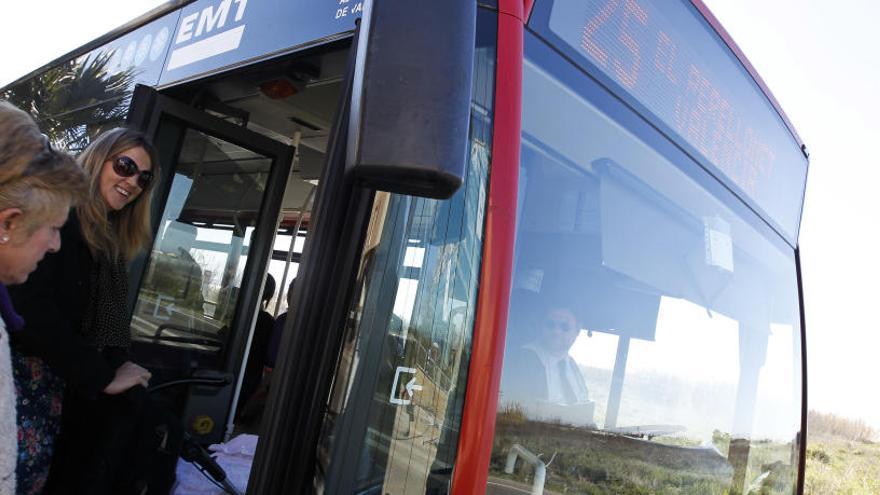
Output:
[487, 27, 801, 495]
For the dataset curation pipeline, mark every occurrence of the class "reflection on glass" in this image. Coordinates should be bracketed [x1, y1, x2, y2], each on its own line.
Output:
[130, 129, 271, 368]
[489, 41, 801, 494]
[317, 137, 490, 494]
[314, 29, 496, 493]
[4, 52, 136, 152]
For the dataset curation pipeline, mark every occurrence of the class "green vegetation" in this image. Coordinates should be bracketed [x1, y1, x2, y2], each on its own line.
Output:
[4, 51, 135, 152]
[491, 405, 798, 494]
[805, 410, 880, 494]
[493, 408, 880, 494]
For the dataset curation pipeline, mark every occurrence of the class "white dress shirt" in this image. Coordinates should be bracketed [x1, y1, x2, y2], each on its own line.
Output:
[523, 342, 589, 404]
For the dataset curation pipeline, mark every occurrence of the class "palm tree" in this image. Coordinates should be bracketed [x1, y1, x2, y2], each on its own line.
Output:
[4, 51, 136, 152]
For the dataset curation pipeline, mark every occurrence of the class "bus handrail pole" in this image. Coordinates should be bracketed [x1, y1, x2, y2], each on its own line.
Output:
[274, 179, 314, 317]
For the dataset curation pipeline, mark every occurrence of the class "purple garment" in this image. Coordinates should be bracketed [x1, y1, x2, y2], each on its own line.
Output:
[0, 282, 24, 332]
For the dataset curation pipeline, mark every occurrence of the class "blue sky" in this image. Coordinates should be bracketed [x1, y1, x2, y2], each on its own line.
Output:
[1, 0, 877, 428]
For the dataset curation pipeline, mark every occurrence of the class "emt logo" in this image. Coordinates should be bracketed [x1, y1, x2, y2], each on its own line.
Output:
[167, 0, 249, 70]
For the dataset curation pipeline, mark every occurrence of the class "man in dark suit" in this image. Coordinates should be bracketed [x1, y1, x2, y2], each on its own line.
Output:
[501, 304, 594, 426]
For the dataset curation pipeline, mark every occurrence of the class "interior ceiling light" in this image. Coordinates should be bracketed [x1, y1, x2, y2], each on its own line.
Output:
[259, 78, 298, 100]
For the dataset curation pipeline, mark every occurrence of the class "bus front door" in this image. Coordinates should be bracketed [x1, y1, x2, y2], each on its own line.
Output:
[125, 85, 294, 444]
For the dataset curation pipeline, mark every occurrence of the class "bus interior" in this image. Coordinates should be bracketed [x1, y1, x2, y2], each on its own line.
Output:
[127, 42, 351, 443]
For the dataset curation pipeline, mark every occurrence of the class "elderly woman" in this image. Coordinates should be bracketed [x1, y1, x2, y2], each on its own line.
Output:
[0, 101, 87, 494]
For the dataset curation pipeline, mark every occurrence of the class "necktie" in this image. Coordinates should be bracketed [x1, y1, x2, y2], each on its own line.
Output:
[558, 358, 577, 404]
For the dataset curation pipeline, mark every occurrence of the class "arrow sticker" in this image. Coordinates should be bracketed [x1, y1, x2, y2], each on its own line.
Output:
[153, 294, 177, 320]
[405, 376, 423, 397]
[390, 366, 422, 405]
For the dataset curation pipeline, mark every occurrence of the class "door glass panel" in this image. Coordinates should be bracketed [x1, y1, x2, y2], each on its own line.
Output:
[130, 128, 272, 372]
[313, 12, 497, 493]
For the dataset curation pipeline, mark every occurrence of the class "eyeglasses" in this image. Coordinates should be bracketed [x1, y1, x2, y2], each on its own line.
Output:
[39, 133, 53, 153]
[20, 134, 56, 176]
[544, 318, 576, 333]
[112, 155, 154, 189]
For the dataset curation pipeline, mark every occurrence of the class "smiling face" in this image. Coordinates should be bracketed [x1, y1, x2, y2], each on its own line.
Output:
[99, 146, 152, 211]
[0, 206, 69, 285]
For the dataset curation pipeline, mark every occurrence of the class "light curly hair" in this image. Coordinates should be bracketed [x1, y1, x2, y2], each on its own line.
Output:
[0, 100, 86, 236]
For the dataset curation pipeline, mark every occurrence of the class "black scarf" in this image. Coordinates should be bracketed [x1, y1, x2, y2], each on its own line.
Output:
[81, 254, 131, 350]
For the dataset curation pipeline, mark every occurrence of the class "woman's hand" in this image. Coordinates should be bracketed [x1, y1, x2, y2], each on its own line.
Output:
[103, 361, 152, 395]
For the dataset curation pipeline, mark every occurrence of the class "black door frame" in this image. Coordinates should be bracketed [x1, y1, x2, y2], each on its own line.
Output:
[246, 24, 381, 493]
[126, 86, 295, 433]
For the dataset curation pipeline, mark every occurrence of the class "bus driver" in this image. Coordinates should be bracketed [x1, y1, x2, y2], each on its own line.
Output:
[501, 301, 595, 426]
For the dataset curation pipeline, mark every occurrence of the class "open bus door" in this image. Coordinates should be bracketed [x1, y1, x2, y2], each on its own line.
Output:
[124, 85, 294, 445]
[117, 0, 481, 492]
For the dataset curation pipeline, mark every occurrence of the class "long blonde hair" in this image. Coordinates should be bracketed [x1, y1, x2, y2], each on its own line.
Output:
[0, 101, 86, 234]
[76, 128, 160, 261]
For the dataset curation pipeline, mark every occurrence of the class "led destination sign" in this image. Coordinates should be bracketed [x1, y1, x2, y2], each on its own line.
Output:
[536, 0, 807, 241]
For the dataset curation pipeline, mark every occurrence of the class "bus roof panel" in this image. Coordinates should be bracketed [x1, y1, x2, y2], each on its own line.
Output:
[2, 0, 363, 94]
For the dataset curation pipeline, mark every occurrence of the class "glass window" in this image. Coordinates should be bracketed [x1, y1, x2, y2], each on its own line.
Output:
[487, 33, 801, 494]
[264, 229, 307, 316]
[2, 12, 175, 151]
[3, 53, 137, 152]
[531, 0, 807, 242]
[131, 129, 273, 371]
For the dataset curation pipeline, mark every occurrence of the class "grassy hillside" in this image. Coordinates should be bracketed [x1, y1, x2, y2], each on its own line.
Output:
[805, 410, 880, 494]
[490, 408, 879, 493]
[491, 405, 797, 494]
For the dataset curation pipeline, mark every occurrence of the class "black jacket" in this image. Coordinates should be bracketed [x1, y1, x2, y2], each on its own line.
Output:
[501, 344, 590, 405]
[8, 212, 115, 399]
[11, 213, 178, 494]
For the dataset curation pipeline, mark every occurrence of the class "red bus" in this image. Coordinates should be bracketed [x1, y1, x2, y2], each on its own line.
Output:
[2, 0, 808, 493]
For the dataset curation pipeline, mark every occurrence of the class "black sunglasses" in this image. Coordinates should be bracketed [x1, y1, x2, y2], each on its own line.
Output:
[112, 155, 154, 189]
[40, 133, 53, 152]
[544, 318, 575, 333]
[20, 134, 55, 175]
[0, 134, 63, 187]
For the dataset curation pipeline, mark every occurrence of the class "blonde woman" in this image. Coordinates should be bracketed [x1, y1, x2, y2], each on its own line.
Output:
[0, 101, 87, 494]
[9, 128, 158, 493]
